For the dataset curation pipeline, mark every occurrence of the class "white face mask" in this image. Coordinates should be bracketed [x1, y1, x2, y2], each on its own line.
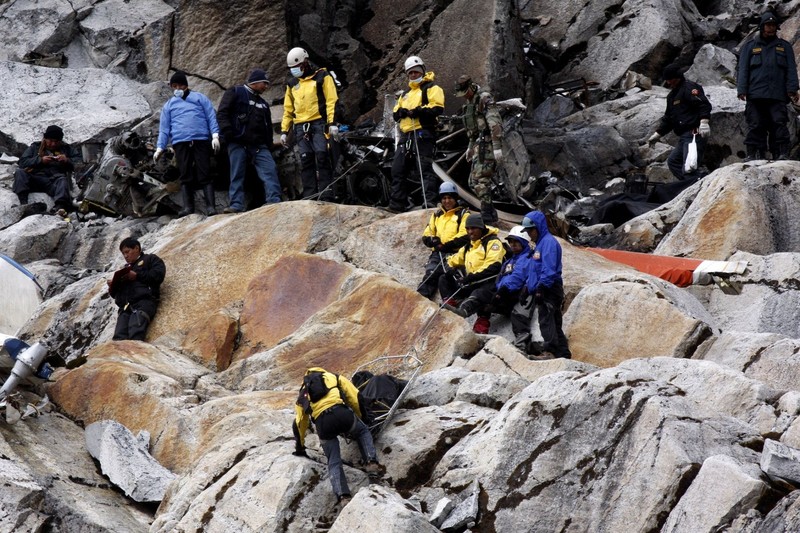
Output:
[290, 66, 303, 78]
[173, 89, 185, 98]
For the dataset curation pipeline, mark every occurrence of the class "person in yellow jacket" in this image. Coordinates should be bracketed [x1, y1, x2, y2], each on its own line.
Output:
[292, 367, 382, 506]
[417, 182, 470, 299]
[280, 47, 339, 202]
[439, 213, 506, 307]
[387, 55, 445, 212]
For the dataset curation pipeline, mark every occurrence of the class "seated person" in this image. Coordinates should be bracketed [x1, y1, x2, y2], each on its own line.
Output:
[444, 226, 532, 335]
[107, 237, 166, 341]
[417, 182, 470, 299]
[438, 214, 506, 333]
[13, 125, 81, 213]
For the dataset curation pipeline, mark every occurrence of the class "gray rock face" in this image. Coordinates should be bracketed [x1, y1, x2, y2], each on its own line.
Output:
[85, 420, 176, 502]
[329, 484, 440, 533]
[761, 439, 800, 485]
[0, 0, 92, 62]
[431, 364, 763, 532]
[0, 61, 152, 145]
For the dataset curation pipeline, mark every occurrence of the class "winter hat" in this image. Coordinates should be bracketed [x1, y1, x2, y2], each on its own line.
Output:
[43, 125, 63, 141]
[760, 12, 778, 28]
[247, 68, 270, 85]
[169, 71, 188, 86]
[662, 64, 684, 81]
[465, 213, 486, 230]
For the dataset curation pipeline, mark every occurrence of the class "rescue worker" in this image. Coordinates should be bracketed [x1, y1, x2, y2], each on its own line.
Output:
[107, 237, 166, 341]
[454, 75, 504, 225]
[280, 47, 339, 201]
[417, 182, 470, 299]
[13, 125, 81, 215]
[647, 64, 712, 180]
[292, 367, 382, 507]
[444, 226, 533, 335]
[387, 55, 445, 212]
[154, 71, 221, 216]
[514, 211, 571, 359]
[737, 11, 799, 160]
[438, 214, 506, 333]
[217, 68, 282, 213]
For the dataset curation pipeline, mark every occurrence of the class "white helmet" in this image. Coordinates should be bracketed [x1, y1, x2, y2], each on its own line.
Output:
[287, 47, 309, 67]
[506, 226, 531, 243]
[404, 55, 425, 73]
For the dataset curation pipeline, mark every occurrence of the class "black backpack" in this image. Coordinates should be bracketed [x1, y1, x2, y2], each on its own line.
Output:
[353, 371, 408, 436]
[298, 370, 343, 414]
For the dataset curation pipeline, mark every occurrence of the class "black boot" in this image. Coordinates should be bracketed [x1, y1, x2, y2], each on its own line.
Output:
[178, 185, 194, 217]
[17, 192, 28, 205]
[744, 146, 764, 162]
[481, 201, 498, 226]
[203, 184, 217, 215]
[777, 144, 792, 161]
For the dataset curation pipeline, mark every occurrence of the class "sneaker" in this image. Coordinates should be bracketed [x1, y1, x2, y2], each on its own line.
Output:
[442, 303, 467, 317]
[365, 461, 383, 475]
[443, 298, 460, 307]
[472, 316, 490, 334]
[528, 352, 556, 361]
[223, 206, 243, 214]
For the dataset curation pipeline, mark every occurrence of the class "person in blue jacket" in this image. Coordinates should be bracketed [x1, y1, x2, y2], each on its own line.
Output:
[737, 12, 800, 161]
[155, 71, 221, 216]
[444, 226, 533, 335]
[515, 210, 571, 359]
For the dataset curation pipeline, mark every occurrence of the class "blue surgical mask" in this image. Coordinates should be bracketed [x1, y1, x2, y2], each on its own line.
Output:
[173, 89, 184, 98]
[290, 66, 303, 78]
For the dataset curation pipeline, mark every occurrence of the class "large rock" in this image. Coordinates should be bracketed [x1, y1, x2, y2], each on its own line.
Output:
[563, 274, 716, 366]
[85, 419, 176, 503]
[0, 0, 92, 62]
[430, 363, 764, 532]
[0, 61, 152, 146]
[330, 484, 440, 533]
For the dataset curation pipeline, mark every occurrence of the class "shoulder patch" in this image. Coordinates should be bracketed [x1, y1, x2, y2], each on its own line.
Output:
[691, 89, 699, 95]
[490, 243, 501, 251]
[533, 251, 541, 260]
[137, 260, 144, 266]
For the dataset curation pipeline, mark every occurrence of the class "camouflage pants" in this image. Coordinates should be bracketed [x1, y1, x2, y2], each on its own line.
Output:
[468, 158, 495, 205]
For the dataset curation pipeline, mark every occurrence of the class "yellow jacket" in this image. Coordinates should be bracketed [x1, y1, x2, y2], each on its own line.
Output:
[393, 71, 445, 133]
[422, 206, 469, 252]
[447, 226, 505, 276]
[293, 367, 362, 447]
[281, 68, 339, 132]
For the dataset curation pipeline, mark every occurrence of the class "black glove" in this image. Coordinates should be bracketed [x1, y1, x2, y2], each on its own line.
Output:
[422, 236, 435, 248]
[407, 107, 419, 118]
[293, 447, 308, 458]
[431, 237, 442, 249]
[395, 108, 410, 120]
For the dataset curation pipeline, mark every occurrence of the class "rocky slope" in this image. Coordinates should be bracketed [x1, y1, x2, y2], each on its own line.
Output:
[3, 1, 800, 532]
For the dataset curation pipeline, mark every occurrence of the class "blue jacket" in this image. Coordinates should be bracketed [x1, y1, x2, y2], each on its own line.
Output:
[737, 34, 799, 102]
[496, 236, 532, 295]
[524, 211, 563, 292]
[157, 90, 220, 149]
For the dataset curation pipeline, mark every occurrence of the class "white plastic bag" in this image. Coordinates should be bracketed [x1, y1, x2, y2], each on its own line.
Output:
[684, 134, 698, 173]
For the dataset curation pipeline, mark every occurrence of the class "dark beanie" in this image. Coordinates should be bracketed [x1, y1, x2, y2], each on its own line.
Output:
[465, 213, 486, 229]
[760, 12, 778, 28]
[170, 71, 188, 86]
[662, 64, 684, 81]
[44, 125, 63, 141]
[247, 68, 270, 85]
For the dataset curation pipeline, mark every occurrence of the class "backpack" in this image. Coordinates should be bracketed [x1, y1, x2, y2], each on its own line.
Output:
[298, 370, 343, 414]
[288, 69, 346, 124]
[352, 371, 408, 436]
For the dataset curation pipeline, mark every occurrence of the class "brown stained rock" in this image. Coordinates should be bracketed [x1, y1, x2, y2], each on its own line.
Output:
[235, 254, 353, 362]
[147, 202, 385, 342]
[182, 309, 239, 371]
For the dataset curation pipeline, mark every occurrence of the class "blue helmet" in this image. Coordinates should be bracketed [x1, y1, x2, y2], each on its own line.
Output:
[439, 182, 459, 198]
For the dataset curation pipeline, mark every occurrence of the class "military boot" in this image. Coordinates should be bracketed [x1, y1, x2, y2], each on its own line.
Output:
[203, 184, 217, 215]
[178, 185, 194, 217]
[744, 146, 764, 162]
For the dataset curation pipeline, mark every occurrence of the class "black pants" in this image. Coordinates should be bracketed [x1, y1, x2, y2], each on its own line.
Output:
[314, 405, 377, 498]
[745, 98, 790, 154]
[13, 169, 71, 206]
[512, 283, 571, 358]
[295, 121, 334, 201]
[113, 301, 157, 341]
[173, 140, 212, 187]
[438, 272, 494, 304]
[417, 250, 448, 298]
[389, 130, 438, 209]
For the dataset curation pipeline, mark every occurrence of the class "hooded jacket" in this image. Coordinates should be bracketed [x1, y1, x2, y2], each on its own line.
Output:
[524, 211, 563, 292]
[656, 78, 712, 136]
[293, 368, 363, 447]
[156, 91, 219, 149]
[496, 236, 533, 295]
[737, 16, 799, 102]
[422, 205, 469, 252]
[217, 85, 273, 146]
[393, 71, 445, 133]
[281, 67, 339, 131]
[447, 226, 506, 283]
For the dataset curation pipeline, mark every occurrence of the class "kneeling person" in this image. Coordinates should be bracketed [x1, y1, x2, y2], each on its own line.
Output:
[292, 367, 382, 505]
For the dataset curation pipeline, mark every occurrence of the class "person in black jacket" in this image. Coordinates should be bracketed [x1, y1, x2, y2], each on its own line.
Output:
[217, 68, 282, 213]
[13, 125, 81, 214]
[647, 64, 712, 181]
[737, 12, 800, 161]
[108, 237, 166, 341]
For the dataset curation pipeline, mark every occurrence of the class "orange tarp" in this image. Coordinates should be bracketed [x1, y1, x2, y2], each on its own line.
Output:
[588, 248, 702, 287]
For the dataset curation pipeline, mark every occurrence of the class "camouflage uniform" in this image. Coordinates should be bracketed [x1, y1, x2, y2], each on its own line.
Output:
[461, 88, 503, 225]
